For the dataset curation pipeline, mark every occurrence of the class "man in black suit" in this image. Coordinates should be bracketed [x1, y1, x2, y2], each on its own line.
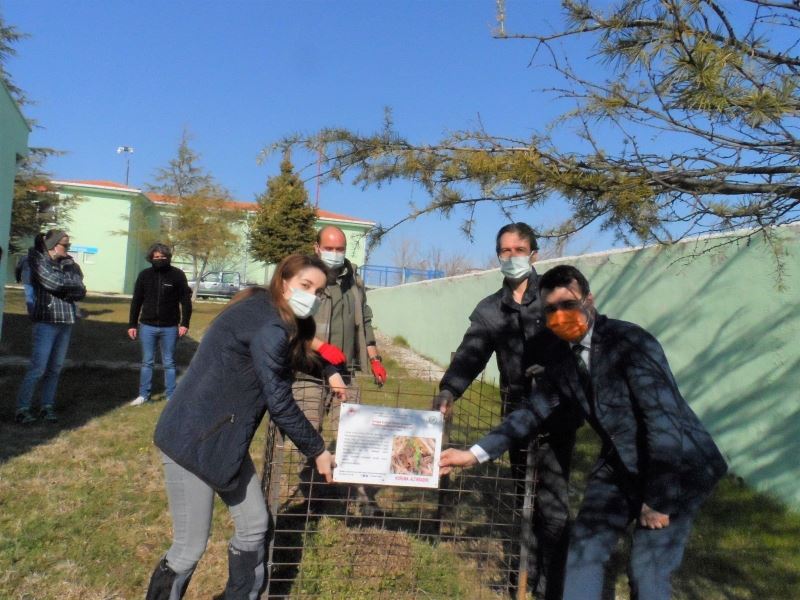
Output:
[441, 264, 727, 600]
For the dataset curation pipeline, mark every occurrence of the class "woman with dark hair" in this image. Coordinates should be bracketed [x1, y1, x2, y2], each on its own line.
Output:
[15, 229, 85, 424]
[144, 254, 341, 600]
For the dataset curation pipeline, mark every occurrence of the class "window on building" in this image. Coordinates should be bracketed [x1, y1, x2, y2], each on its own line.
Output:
[161, 215, 177, 233]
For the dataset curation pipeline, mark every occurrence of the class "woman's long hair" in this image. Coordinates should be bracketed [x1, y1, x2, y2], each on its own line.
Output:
[33, 233, 47, 253]
[221, 254, 328, 371]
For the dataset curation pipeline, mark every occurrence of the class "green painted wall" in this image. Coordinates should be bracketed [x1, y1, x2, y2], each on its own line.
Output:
[55, 185, 149, 294]
[367, 229, 800, 510]
[0, 81, 30, 339]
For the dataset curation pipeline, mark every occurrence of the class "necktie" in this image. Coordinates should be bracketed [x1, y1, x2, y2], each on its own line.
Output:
[572, 343, 592, 400]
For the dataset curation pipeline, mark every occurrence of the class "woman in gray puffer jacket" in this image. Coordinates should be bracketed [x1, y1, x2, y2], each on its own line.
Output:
[144, 254, 341, 600]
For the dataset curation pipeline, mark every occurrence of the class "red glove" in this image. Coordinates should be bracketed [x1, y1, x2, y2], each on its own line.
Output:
[370, 358, 387, 386]
[318, 342, 346, 365]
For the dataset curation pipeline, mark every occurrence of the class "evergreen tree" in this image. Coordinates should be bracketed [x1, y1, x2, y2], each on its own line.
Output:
[2, 13, 72, 252]
[10, 152, 79, 252]
[0, 12, 27, 105]
[249, 155, 317, 264]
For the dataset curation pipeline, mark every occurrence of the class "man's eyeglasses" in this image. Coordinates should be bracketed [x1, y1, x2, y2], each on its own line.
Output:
[543, 299, 585, 315]
[57, 243, 71, 250]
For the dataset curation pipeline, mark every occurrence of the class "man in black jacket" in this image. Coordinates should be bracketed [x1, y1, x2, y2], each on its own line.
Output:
[128, 243, 192, 405]
[432, 223, 575, 600]
[441, 265, 728, 600]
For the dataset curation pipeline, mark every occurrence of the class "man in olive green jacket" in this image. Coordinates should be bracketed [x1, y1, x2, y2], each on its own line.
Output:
[284, 226, 386, 512]
[296, 225, 387, 431]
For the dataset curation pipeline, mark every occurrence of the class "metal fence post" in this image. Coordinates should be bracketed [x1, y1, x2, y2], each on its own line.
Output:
[516, 435, 537, 599]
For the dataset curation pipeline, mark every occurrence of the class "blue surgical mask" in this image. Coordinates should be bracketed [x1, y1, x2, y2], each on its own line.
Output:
[320, 250, 346, 269]
[288, 288, 321, 319]
[499, 255, 532, 280]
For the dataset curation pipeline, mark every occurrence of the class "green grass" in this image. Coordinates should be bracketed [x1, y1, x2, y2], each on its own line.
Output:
[2, 289, 800, 599]
[392, 335, 410, 348]
[293, 517, 502, 599]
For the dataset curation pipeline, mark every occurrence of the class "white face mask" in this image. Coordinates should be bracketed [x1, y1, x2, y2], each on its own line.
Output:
[499, 255, 532, 280]
[320, 250, 346, 269]
[287, 287, 321, 319]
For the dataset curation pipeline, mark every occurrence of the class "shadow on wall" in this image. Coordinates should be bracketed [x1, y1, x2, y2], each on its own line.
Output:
[585, 235, 800, 506]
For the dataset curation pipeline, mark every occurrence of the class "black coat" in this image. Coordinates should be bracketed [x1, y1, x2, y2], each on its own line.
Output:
[128, 265, 192, 329]
[478, 315, 728, 515]
[440, 269, 553, 412]
[154, 293, 325, 491]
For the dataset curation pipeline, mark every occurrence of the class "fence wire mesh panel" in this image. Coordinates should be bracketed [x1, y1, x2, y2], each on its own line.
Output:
[261, 364, 540, 599]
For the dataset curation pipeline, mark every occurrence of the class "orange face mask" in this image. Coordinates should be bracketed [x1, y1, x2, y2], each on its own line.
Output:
[546, 309, 589, 343]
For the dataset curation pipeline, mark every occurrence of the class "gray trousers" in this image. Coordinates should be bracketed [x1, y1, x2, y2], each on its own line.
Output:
[162, 453, 270, 574]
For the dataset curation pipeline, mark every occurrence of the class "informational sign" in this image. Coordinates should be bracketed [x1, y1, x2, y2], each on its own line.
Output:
[333, 403, 443, 489]
[70, 245, 98, 255]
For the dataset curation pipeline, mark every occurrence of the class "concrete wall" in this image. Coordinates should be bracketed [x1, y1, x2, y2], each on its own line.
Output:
[0, 81, 30, 339]
[367, 229, 800, 510]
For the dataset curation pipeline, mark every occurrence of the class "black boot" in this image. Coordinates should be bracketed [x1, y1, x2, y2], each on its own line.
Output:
[222, 543, 266, 600]
[145, 557, 194, 600]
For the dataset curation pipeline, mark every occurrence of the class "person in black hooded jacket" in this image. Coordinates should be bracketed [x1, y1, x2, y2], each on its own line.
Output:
[127, 243, 192, 405]
[143, 254, 342, 600]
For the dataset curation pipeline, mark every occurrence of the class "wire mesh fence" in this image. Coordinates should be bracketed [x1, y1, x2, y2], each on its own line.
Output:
[261, 364, 540, 599]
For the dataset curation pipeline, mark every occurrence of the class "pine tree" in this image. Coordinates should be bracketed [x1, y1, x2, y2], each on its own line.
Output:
[249, 155, 317, 264]
[3, 13, 71, 250]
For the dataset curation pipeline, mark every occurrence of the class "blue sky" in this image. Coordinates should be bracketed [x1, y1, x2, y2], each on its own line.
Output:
[3, 0, 614, 266]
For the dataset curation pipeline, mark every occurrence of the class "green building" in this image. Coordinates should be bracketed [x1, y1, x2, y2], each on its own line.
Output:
[6, 179, 375, 295]
[0, 80, 31, 338]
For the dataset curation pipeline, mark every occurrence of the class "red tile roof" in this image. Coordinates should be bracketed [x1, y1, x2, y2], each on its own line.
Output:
[53, 180, 375, 226]
[316, 208, 375, 225]
[54, 179, 141, 192]
[147, 193, 375, 226]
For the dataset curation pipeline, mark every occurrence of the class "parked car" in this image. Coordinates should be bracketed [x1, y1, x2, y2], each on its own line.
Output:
[188, 271, 243, 299]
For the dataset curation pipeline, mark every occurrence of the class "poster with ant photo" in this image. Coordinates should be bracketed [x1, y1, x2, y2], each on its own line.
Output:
[333, 403, 443, 488]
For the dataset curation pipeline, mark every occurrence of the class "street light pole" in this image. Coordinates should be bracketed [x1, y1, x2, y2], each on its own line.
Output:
[116, 146, 135, 185]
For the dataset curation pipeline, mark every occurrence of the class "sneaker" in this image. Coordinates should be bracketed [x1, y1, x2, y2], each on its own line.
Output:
[129, 396, 149, 406]
[15, 408, 37, 425]
[40, 406, 58, 423]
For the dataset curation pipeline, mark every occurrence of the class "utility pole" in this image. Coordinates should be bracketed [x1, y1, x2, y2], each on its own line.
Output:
[314, 147, 323, 209]
[116, 146, 134, 185]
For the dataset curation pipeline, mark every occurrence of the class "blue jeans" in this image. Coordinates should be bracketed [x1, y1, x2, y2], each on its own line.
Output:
[562, 461, 702, 600]
[138, 324, 178, 400]
[16, 322, 73, 410]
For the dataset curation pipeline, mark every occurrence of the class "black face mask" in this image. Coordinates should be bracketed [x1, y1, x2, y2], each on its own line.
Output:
[152, 258, 170, 270]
